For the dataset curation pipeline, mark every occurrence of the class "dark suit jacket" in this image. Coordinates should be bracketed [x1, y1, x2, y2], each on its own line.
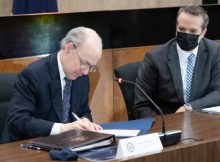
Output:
[134, 38, 220, 118]
[2, 52, 92, 143]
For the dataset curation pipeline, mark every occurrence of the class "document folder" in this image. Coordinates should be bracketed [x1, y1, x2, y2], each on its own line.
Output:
[101, 118, 154, 136]
[30, 129, 115, 152]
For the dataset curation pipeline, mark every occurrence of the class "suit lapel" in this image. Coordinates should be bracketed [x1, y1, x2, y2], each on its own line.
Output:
[49, 52, 63, 122]
[167, 43, 184, 103]
[190, 40, 207, 100]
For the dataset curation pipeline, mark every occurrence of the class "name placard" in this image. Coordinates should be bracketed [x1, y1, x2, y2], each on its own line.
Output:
[116, 133, 163, 159]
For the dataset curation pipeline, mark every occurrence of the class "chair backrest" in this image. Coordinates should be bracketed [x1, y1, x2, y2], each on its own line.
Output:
[114, 61, 142, 120]
[0, 73, 17, 142]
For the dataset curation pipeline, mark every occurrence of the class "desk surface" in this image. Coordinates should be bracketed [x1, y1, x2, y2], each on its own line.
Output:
[1, 112, 220, 162]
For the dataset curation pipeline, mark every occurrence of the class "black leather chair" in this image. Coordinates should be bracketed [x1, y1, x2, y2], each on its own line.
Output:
[0, 73, 17, 143]
[114, 61, 142, 120]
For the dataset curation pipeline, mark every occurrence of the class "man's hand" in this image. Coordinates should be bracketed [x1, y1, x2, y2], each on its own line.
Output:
[60, 118, 103, 133]
[175, 106, 186, 113]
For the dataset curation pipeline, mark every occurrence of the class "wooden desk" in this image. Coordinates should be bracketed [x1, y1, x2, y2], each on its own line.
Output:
[126, 111, 220, 162]
[1, 112, 220, 162]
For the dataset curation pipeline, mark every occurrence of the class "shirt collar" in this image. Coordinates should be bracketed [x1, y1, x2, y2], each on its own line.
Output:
[57, 51, 65, 81]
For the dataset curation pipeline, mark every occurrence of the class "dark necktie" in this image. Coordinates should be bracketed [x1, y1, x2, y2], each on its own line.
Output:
[185, 53, 195, 103]
[62, 78, 72, 123]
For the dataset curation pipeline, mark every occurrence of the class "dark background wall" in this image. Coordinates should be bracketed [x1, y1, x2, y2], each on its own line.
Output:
[0, 5, 220, 59]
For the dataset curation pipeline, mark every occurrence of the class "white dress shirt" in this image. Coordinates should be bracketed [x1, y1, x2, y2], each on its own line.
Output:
[177, 44, 198, 102]
[50, 52, 67, 135]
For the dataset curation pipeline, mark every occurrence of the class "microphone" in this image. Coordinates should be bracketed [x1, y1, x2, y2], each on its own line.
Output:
[115, 78, 181, 147]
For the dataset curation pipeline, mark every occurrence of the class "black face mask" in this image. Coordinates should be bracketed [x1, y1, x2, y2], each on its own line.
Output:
[176, 31, 200, 51]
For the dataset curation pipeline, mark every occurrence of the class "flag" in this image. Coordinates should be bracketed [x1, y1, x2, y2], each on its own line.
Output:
[12, 0, 58, 15]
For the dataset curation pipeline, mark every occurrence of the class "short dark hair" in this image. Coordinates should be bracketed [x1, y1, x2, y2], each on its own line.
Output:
[176, 5, 209, 29]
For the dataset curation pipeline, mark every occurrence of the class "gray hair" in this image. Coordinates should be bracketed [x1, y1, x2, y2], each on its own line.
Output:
[60, 27, 101, 49]
[176, 5, 209, 29]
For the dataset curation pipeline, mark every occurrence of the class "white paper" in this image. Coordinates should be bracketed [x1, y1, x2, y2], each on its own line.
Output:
[99, 129, 140, 137]
[116, 133, 163, 160]
[202, 106, 220, 114]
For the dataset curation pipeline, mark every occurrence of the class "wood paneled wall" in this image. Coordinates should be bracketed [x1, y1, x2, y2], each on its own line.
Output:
[112, 46, 157, 121]
[0, 0, 204, 16]
[57, 0, 202, 13]
[89, 49, 114, 124]
[0, 0, 13, 16]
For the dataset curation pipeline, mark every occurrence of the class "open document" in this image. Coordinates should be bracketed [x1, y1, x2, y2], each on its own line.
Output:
[99, 129, 140, 137]
[202, 106, 220, 114]
[100, 118, 154, 137]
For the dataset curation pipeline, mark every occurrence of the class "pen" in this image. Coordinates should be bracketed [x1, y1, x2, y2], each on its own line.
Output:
[72, 112, 81, 121]
[20, 144, 41, 150]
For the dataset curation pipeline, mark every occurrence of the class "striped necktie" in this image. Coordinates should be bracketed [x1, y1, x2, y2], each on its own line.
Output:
[185, 53, 195, 103]
[62, 78, 72, 123]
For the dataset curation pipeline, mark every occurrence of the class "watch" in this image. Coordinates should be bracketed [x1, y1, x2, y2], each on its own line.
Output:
[184, 103, 193, 111]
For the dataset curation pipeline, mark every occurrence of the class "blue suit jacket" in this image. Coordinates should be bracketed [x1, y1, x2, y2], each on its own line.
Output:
[2, 53, 92, 143]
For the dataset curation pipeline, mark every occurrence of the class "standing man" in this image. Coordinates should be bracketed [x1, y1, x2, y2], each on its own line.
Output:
[134, 5, 220, 118]
[2, 27, 103, 143]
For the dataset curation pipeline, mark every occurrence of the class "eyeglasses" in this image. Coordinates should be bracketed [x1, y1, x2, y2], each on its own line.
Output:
[73, 45, 98, 72]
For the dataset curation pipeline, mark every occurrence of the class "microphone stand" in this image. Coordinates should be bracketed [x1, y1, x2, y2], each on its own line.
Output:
[115, 78, 181, 146]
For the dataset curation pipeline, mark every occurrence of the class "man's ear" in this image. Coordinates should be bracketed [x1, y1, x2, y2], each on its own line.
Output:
[64, 42, 73, 53]
[201, 28, 207, 37]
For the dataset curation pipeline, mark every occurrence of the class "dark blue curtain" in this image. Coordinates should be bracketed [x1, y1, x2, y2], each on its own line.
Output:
[12, 0, 58, 15]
